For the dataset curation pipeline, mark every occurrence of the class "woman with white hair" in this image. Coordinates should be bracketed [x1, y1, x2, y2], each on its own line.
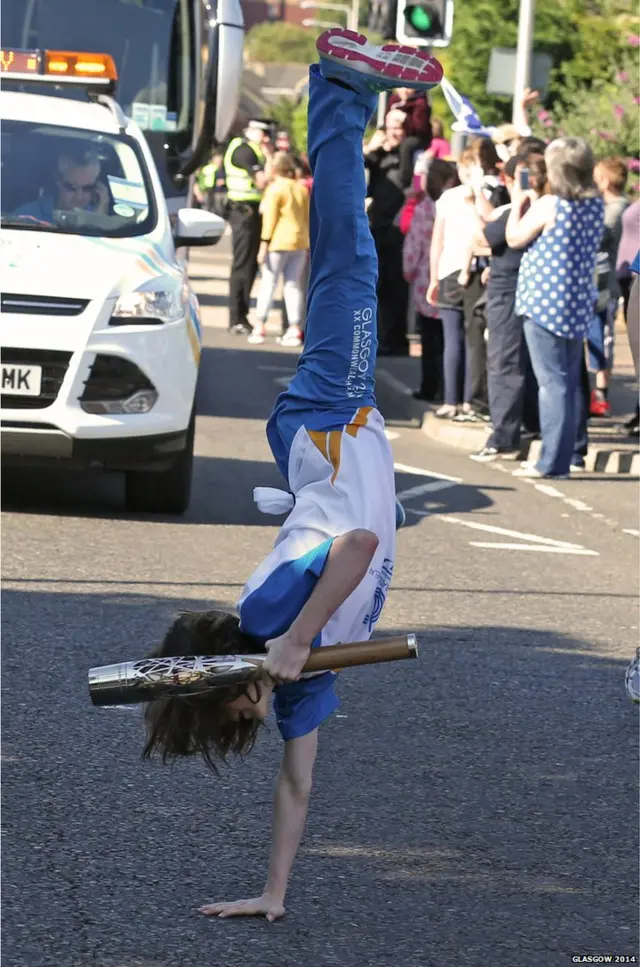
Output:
[506, 137, 604, 478]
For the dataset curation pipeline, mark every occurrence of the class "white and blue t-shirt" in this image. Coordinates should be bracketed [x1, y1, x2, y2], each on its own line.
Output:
[237, 405, 396, 741]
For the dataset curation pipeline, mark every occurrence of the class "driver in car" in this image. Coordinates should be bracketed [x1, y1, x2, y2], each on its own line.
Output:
[16, 146, 110, 223]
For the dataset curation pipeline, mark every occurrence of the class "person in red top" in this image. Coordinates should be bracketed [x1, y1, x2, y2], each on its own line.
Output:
[387, 86, 432, 145]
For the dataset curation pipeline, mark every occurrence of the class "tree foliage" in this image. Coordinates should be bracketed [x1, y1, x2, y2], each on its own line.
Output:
[247, 0, 639, 164]
[531, 51, 640, 162]
[245, 22, 321, 64]
[433, 0, 637, 128]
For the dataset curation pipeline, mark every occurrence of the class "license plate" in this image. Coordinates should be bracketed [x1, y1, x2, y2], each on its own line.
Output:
[1, 364, 42, 396]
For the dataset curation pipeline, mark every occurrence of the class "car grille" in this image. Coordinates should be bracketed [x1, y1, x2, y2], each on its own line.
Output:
[1, 349, 72, 410]
[1, 293, 89, 316]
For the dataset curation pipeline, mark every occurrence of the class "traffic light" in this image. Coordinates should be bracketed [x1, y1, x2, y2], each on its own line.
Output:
[395, 0, 453, 47]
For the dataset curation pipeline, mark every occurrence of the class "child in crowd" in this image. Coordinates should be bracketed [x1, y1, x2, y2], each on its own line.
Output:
[425, 118, 451, 160]
[590, 156, 630, 416]
[142, 29, 443, 922]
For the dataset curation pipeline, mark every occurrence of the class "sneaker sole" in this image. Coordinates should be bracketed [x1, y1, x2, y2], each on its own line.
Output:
[317, 29, 443, 90]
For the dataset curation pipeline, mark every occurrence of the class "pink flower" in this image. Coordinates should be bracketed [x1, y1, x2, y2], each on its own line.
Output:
[616, 70, 630, 83]
[628, 34, 640, 46]
[626, 158, 640, 173]
[537, 109, 550, 122]
[544, 118, 554, 128]
[634, 96, 640, 105]
[614, 104, 625, 120]
[594, 129, 615, 142]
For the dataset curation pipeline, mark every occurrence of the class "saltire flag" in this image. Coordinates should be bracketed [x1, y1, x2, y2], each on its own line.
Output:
[440, 77, 497, 138]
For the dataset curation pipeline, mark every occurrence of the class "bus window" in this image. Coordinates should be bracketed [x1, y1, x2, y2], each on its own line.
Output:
[1, 0, 195, 136]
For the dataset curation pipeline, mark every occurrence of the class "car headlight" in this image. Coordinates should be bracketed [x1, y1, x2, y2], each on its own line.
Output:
[111, 285, 186, 325]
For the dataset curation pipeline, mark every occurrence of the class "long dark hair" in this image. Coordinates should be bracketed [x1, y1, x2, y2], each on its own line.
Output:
[426, 159, 458, 201]
[142, 610, 265, 773]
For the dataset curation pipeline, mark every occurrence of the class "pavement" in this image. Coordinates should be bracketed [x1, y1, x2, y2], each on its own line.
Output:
[2, 237, 639, 967]
[384, 320, 640, 476]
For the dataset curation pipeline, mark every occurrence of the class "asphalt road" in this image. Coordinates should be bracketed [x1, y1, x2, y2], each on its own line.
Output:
[2, 254, 639, 967]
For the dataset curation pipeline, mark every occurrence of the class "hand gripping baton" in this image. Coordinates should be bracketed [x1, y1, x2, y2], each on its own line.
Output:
[88, 634, 418, 707]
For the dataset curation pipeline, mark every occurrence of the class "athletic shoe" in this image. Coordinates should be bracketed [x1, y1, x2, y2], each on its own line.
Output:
[470, 446, 520, 463]
[277, 327, 303, 348]
[316, 28, 443, 93]
[625, 648, 640, 704]
[434, 404, 458, 419]
[247, 325, 265, 345]
[569, 463, 586, 473]
[589, 389, 611, 417]
[453, 409, 480, 423]
[395, 498, 406, 530]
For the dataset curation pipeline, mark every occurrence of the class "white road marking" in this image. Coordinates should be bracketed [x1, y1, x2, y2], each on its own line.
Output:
[440, 515, 586, 548]
[274, 376, 292, 388]
[534, 483, 564, 498]
[384, 430, 400, 441]
[408, 509, 597, 555]
[486, 461, 636, 537]
[394, 462, 461, 483]
[469, 542, 598, 555]
[623, 528, 640, 538]
[564, 498, 593, 511]
[396, 480, 457, 500]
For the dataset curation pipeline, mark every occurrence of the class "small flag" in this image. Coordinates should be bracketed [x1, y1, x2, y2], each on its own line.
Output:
[441, 78, 496, 137]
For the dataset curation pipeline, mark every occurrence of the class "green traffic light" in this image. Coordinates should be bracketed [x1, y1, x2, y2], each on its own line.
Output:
[409, 7, 433, 30]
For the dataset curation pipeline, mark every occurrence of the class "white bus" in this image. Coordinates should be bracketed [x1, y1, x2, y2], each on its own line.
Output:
[1, 0, 245, 210]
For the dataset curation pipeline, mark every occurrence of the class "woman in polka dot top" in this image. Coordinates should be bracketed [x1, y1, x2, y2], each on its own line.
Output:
[506, 137, 604, 478]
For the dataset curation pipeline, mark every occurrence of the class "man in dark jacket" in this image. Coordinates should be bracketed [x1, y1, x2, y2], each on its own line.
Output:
[364, 110, 414, 355]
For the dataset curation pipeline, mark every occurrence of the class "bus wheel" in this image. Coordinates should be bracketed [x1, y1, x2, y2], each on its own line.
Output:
[125, 411, 195, 515]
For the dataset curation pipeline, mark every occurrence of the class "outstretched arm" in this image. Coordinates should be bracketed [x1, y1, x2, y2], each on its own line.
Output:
[199, 729, 318, 922]
[263, 528, 379, 683]
[263, 729, 318, 909]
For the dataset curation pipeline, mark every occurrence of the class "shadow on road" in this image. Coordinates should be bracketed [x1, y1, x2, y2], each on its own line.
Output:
[1, 584, 637, 967]
[1, 456, 498, 529]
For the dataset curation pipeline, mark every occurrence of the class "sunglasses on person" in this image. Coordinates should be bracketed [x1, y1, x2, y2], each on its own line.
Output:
[58, 178, 99, 194]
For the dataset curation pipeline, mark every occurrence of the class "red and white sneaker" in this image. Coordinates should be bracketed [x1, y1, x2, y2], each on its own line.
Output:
[316, 28, 443, 93]
[589, 389, 611, 417]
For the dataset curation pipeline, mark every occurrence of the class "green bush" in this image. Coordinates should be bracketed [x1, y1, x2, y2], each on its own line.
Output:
[531, 53, 640, 162]
[246, 22, 320, 63]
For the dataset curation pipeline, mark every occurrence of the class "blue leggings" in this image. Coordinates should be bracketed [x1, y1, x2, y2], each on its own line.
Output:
[440, 307, 472, 406]
[267, 65, 380, 482]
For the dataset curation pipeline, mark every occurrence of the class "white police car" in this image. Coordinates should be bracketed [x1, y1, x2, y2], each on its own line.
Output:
[1, 49, 225, 514]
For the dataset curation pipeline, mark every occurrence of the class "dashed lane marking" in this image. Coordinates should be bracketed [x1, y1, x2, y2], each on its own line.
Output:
[407, 510, 598, 555]
[487, 461, 638, 537]
[469, 542, 598, 555]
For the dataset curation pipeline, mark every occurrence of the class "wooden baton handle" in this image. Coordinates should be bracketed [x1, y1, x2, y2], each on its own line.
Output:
[300, 634, 418, 673]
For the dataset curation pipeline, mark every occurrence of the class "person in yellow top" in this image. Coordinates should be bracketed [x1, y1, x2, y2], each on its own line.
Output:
[249, 152, 310, 348]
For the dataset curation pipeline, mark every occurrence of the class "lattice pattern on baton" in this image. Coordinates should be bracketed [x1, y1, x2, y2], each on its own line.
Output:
[132, 655, 240, 687]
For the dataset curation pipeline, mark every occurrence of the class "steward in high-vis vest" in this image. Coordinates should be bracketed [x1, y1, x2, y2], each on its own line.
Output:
[223, 120, 272, 334]
[196, 152, 225, 212]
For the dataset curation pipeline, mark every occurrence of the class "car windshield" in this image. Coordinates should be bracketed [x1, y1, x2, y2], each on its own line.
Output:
[1, 120, 156, 238]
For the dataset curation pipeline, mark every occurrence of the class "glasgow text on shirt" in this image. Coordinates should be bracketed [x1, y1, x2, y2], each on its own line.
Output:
[346, 306, 374, 398]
